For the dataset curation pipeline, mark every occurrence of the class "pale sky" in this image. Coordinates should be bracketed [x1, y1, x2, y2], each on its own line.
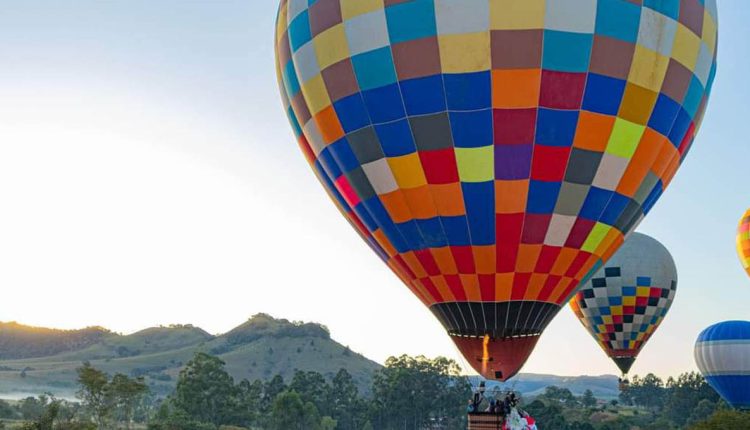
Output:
[1, 1, 749, 379]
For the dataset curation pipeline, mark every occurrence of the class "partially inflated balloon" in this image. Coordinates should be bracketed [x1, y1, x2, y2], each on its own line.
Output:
[737, 209, 750, 278]
[695, 321, 750, 410]
[570, 233, 676, 375]
[275, 0, 717, 380]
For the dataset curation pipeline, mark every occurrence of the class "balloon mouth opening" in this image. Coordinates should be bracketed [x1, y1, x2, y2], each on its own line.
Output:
[609, 354, 637, 375]
[607, 349, 639, 358]
[451, 334, 541, 382]
[430, 301, 559, 381]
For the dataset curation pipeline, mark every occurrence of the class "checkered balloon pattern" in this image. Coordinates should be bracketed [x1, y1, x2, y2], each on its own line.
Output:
[274, 0, 716, 341]
[570, 233, 677, 374]
[737, 209, 750, 278]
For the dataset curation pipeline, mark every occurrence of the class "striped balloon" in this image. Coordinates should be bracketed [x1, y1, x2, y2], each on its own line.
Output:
[737, 209, 750, 278]
[695, 321, 750, 409]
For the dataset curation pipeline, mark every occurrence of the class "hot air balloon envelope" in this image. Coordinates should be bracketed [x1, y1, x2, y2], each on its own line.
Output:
[570, 233, 677, 375]
[695, 321, 750, 410]
[275, 0, 718, 380]
[737, 209, 750, 278]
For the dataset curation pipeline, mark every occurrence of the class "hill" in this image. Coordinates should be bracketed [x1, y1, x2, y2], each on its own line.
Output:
[0, 322, 111, 359]
[475, 374, 620, 400]
[0, 314, 380, 399]
[0, 315, 620, 402]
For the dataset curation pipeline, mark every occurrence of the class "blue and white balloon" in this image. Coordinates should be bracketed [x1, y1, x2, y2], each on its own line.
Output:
[695, 321, 750, 409]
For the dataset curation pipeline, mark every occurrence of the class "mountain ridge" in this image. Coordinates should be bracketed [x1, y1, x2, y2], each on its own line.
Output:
[0, 322, 112, 360]
[0, 314, 380, 398]
[0, 315, 620, 400]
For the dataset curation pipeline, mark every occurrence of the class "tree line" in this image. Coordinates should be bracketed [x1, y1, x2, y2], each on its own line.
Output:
[0, 353, 471, 430]
[523, 373, 750, 430]
[2, 353, 749, 430]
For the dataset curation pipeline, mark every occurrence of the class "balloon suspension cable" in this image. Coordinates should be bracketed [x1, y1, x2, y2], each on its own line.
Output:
[619, 373, 630, 392]
[452, 340, 480, 391]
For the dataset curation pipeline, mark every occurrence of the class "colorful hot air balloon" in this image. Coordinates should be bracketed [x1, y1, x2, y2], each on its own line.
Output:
[695, 321, 750, 410]
[274, 0, 718, 380]
[570, 233, 677, 376]
[737, 209, 750, 278]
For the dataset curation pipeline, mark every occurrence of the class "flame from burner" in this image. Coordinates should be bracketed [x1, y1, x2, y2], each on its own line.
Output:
[481, 335, 490, 376]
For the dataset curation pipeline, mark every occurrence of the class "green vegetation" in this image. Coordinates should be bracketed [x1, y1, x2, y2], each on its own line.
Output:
[689, 410, 750, 429]
[0, 374, 149, 430]
[370, 356, 470, 430]
[523, 372, 730, 429]
[0, 315, 744, 430]
[76, 363, 149, 429]
[0, 315, 379, 398]
[0, 352, 469, 430]
[484, 374, 621, 399]
[14, 395, 93, 430]
[0, 351, 745, 430]
[0, 323, 110, 360]
[150, 353, 470, 430]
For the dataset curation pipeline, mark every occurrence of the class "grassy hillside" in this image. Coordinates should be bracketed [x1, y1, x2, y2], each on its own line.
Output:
[0, 315, 619, 402]
[0, 322, 111, 360]
[0, 314, 380, 399]
[41, 325, 214, 362]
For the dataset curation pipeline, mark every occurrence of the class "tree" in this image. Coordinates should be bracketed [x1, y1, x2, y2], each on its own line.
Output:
[687, 399, 720, 426]
[147, 402, 216, 430]
[320, 416, 337, 430]
[171, 352, 239, 426]
[525, 399, 568, 429]
[18, 396, 47, 420]
[689, 410, 750, 429]
[569, 422, 595, 430]
[371, 355, 471, 430]
[77, 364, 114, 428]
[19, 401, 59, 430]
[270, 391, 321, 430]
[235, 378, 264, 427]
[263, 374, 287, 410]
[663, 372, 720, 426]
[290, 370, 331, 416]
[0, 399, 15, 419]
[619, 385, 634, 406]
[539, 386, 578, 409]
[76, 363, 150, 429]
[329, 369, 366, 430]
[109, 373, 148, 429]
[17, 396, 93, 430]
[629, 374, 666, 410]
[643, 416, 679, 430]
[252, 374, 287, 428]
[581, 389, 597, 408]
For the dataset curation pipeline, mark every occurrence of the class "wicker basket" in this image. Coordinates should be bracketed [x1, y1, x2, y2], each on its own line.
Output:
[467, 413, 503, 430]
